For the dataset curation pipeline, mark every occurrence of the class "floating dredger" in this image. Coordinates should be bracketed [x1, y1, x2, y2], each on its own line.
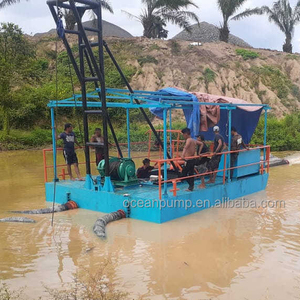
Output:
[44, 0, 271, 224]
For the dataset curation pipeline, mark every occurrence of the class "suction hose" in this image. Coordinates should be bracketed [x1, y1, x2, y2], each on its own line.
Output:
[12, 201, 78, 214]
[93, 209, 126, 239]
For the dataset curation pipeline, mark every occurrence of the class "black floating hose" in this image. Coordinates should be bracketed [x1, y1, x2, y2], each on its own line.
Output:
[0, 217, 36, 223]
[93, 210, 126, 239]
[12, 201, 78, 215]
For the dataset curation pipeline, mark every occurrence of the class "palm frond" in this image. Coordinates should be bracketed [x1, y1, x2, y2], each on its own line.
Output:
[121, 10, 142, 22]
[94, 0, 114, 14]
[217, 0, 248, 21]
[232, 6, 271, 20]
[157, 0, 198, 10]
[161, 9, 199, 31]
[292, 0, 300, 22]
[0, 0, 23, 9]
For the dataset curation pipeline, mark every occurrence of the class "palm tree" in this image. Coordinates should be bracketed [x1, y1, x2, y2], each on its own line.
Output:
[217, 0, 248, 43]
[0, 0, 25, 9]
[123, 0, 199, 39]
[232, 0, 300, 53]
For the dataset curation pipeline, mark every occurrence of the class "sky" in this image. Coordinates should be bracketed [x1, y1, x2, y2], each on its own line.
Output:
[0, 0, 300, 52]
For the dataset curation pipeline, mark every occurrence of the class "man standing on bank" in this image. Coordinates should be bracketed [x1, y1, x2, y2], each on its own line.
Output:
[181, 128, 197, 191]
[207, 126, 225, 184]
[57, 123, 84, 181]
[230, 126, 249, 179]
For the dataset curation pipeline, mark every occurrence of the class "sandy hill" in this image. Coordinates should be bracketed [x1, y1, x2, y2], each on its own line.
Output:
[35, 20, 132, 38]
[35, 36, 300, 117]
[173, 22, 251, 48]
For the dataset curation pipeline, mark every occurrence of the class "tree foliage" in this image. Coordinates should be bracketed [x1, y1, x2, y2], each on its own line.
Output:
[0, 0, 25, 9]
[0, 23, 42, 135]
[232, 0, 300, 53]
[123, 0, 199, 39]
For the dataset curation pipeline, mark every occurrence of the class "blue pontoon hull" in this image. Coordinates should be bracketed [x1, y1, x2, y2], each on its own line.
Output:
[45, 172, 269, 223]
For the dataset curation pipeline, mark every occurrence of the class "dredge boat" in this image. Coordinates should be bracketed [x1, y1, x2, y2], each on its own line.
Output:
[44, 0, 271, 223]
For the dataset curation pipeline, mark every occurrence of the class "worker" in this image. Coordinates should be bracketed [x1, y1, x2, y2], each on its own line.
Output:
[90, 128, 104, 166]
[195, 134, 210, 189]
[230, 126, 249, 178]
[181, 127, 197, 191]
[207, 126, 225, 184]
[137, 158, 157, 179]
[57, 123, 84, 181]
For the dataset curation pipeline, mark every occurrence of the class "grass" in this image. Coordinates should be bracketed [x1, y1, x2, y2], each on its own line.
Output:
[249, 65, 292, 100]
[137, 55, 158, 66]
[203, 68, 216, 92]
[236, 49, 259, 60]
[169, 40, 181, 55]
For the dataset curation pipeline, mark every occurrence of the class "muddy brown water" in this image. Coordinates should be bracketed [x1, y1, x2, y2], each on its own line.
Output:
[0, 150, 300, 299]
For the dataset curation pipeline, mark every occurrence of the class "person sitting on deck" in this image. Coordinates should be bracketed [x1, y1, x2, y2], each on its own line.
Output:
[181, 127, 197, 192]
[57, 123, 84, 181]
[137, 158, 157, 179]
[195, 134, 210, 189]
[207, 126, 225, 184]
[90, 128, 104, 166]
[230, 126, 249, 179]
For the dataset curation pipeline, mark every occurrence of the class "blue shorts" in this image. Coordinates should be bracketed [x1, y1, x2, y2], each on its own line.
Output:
[63, 150, 78, 165]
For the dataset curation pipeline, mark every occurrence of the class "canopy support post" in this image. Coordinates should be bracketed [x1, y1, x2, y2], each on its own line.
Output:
[263, 108, 268, 169]
[227, 108, 232, 182]
[51, 107, 58, 182]
[163, 108, 168, 196]
[126, 108, 131, 158]
[169, 109, 172, 157]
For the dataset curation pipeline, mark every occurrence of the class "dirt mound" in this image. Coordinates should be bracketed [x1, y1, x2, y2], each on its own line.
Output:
[173, 22, 251, 48]
[35, 20, 132, 38]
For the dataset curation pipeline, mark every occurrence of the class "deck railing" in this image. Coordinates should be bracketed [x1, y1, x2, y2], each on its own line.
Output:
[152, 145, 271, 200]
[43, 145, 270, 200]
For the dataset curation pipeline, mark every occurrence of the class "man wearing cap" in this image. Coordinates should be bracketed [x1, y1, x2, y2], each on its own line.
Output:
[230, 127, 249, 179]
[57, 123, 84, 181]
[207, 126, 225, 184]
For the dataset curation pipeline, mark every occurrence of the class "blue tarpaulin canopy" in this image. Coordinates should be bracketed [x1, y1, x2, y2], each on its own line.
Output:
[149, 87, 263, 144]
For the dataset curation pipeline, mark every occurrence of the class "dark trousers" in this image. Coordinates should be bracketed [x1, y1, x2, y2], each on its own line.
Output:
[230, 153, 238, 178]
[181, 159, 195, 191]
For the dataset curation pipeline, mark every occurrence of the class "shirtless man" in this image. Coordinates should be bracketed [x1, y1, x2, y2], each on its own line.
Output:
[181, 128, 197, 191]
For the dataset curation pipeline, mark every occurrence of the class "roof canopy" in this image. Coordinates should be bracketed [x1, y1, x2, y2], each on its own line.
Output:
[149, 87, 268, 144]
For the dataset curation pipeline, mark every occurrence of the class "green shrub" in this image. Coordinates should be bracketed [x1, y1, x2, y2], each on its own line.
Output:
[236, 49, 259, 60]
[137, 55, 158, 66]
[251, 112, 300, 151]
[249, 65, 292, 100]
[170, 40, 181, 55]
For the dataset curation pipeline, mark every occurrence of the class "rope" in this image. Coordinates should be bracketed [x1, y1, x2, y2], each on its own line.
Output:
[51, 0, 63, 227]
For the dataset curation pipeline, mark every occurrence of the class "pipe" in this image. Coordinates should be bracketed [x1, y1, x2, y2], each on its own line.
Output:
[12, 201, 78, 214]
[93, 209, 126, 239]
[0, 217, 36, 223]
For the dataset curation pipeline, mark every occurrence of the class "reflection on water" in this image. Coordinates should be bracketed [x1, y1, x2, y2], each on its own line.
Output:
[1, 150, 300, 299]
